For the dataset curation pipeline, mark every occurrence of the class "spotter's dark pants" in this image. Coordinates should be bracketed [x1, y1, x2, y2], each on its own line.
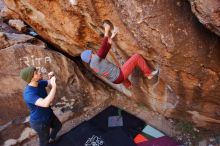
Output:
[30, 113, 62, 146]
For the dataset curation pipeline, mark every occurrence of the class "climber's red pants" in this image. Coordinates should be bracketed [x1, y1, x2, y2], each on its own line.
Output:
[121, 54, 151, 79]
[114, 54, 152, 87]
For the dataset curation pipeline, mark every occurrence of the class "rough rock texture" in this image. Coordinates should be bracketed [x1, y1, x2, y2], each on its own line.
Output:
[0, 31, 117, 144]
[8, 19, 27, 32]
[112, 0, 220, 128]
[1, 6, 20, 20]
[2, 0, 220, 132]
[189, 0, 220, 36]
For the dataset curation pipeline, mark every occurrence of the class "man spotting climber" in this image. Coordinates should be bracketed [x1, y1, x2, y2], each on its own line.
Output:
[20, 67, 62, 146]
[80, 21, 159, 88]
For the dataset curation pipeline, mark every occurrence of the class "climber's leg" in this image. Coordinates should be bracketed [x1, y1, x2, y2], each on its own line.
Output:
[121, 53, 152, 79]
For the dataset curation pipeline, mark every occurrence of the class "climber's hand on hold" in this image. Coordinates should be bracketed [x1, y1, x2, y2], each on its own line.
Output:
[48, 71, 54, 79]
[111, 26, 119, 39]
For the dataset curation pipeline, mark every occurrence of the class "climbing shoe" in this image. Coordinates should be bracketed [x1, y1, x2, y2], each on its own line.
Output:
[146, 67, 159, 80]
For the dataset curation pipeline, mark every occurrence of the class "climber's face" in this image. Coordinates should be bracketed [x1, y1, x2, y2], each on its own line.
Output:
[32, 68, 43, 81]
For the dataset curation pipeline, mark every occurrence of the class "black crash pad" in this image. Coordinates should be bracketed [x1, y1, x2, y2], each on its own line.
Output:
[50, 106, 145, 146]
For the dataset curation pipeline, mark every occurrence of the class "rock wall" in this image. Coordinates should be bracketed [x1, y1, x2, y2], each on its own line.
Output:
[189, 0, 220, 36]
[2, 0, 220, 133]
[111, 0, 220, 127]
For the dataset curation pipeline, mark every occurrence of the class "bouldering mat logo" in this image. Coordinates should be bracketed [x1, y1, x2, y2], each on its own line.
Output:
[84, 135, 104, 146]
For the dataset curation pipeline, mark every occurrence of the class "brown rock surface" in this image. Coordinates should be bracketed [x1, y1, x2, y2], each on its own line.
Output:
[0, 31, 117, 144]
[2, 0, 220, 133]
[112, 0, 220, 129]
[189, 0, 220, 36]
[8, 19, 27, 32]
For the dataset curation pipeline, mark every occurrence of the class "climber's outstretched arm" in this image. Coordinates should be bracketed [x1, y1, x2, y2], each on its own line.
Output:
[96, 22, 112, 58]
[96, 37, 111, 59]
[96, 22, 119, 59]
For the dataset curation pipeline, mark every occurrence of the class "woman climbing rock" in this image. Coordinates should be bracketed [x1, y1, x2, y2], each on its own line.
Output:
[80, 21, 159, 88]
